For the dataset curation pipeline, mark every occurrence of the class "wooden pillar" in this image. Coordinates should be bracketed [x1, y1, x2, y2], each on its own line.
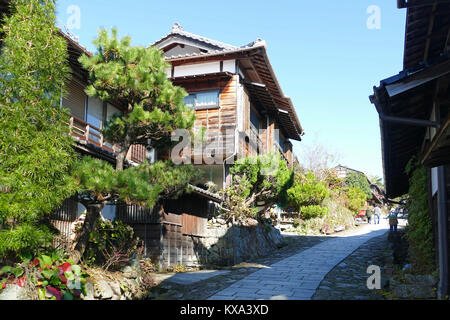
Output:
[437, 165, 449, 299]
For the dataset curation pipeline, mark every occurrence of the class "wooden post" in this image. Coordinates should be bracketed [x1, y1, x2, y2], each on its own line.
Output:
[85, 124, 90, 141]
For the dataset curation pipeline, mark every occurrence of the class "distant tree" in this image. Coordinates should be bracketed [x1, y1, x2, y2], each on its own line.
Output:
[0, 0, 77, 258]
[344, 172, 372, 200]
[71, 29, 198, 262]
[298, 136, 340, 182]
[368, 174, 384, 188]
[344, 187, 367, 213]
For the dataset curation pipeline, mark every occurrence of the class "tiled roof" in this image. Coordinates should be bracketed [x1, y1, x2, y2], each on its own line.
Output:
[152, 22, 266, 60]
[188, 184, 222, 203]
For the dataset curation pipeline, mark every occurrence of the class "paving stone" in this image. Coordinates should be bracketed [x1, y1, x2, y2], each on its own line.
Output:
[210, 223, 389, 301]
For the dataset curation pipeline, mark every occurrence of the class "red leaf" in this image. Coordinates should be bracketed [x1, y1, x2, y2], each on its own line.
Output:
[31, 259, 40, 267]
[46, 287, 62, 300]
[17, 277, 26, 288]
[59, 262, 72, 273]
[59, 275, 67, 285]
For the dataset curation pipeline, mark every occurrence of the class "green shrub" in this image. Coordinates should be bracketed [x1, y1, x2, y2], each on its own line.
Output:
[344, 172, 372, 200]
[405, 158, 435, 273]
[286, 172, 329, 221]
[79, 220, 141, 270]
[0, 0, 78, 259]
[300, 205, 329, 220]
[344, 187, 367, 213]
[0, 250, 89, 300]
[221, 153, 293, 220]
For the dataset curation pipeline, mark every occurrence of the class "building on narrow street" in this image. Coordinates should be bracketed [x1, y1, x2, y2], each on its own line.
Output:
[0, 0, 305, 267]
[370, 0, 450, 299]
[153, 23, 304, 188]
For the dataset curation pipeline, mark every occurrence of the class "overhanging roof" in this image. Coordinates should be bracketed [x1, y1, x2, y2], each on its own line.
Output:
[371, 56, 450, 198]
[370, 1, 450, 198]
[402, 1, 450, 69]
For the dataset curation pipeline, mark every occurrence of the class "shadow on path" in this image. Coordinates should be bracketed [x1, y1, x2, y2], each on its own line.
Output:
[145, 222, 390, 300]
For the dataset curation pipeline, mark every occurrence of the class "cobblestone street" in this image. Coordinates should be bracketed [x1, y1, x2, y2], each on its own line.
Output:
[150, 220, 393, 301]
[208, 221, 389, 300]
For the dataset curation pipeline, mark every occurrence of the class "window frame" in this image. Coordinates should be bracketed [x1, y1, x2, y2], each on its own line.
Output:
[184, 90, 220, 110]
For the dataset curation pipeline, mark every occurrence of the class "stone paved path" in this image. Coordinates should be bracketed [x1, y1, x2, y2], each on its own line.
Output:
[312, 232, 391, 300]
[208, 221, 389, 300]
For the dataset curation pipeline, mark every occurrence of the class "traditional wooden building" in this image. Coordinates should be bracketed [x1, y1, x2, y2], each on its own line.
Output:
[153, 23, 304, 188]
[1, 0, 305, 267]
[370, 0, 450, 299]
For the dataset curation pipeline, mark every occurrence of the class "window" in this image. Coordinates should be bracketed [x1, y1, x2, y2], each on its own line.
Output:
[250, 108, 260, 132]
[87, 97, 104, 130]
[106, 103, 121, 122]
[184, 91, 219, 110]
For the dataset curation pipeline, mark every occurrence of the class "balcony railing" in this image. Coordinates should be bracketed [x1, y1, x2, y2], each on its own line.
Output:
[69, 116, 121, 155]
[69, 116, 147, 164]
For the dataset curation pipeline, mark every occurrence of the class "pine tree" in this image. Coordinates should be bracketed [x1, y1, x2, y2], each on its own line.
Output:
[0, 0, 77, 259]
[221, 153, 294, 220]
[79, 28, 196, 171]
[71, 29, 199, 262]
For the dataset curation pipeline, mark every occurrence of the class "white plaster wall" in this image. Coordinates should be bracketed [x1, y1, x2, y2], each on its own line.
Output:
[174, 61, 221, 77]
[223, 60, 236, 73]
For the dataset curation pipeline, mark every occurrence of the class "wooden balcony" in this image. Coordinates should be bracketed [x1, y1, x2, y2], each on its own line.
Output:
[69, 116, 147, 164]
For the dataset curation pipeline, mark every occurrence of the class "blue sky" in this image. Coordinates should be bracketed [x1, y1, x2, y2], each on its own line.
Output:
[55, 0, 407, 179]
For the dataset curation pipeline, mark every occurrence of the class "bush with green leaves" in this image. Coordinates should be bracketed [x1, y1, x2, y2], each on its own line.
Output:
[343, 187, 367, 213]
[286, 172, 329, 220]
[405, 158, 435, 274]
[300, 205, 329, 220]
[82, 219, 141, 271]
[221, 153, 294, 221]
[0, 251, 89, 300]
[0, 0, 77, 259]
[344, 172, 372, 200]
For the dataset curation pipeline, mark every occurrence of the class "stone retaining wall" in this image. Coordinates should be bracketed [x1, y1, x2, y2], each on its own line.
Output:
[198, 219, 284, 266]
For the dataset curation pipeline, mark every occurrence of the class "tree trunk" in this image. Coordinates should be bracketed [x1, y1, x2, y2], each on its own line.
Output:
[71, 203, 106, 264]
[116, 134, 132, 171]
[116, 150, 127, 172]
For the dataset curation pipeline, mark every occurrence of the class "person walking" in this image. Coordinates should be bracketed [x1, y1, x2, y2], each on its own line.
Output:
[366, 206, 373, 224]
[374, 206, 381, 225]
[389, 208, 399, 232]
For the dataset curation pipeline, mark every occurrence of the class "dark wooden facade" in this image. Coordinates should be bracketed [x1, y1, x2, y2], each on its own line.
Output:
[370, 1, 450, 299]
[117, 192, 214, 268]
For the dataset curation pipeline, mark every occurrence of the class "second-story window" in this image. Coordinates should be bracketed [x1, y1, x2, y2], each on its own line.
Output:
[87, 97, 104, 130]
[250, 108, 260, 133]
[184, 90, 219, 110]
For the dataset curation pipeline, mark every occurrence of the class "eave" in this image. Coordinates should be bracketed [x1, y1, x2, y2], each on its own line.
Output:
[402, 1, 450, 69]
[422, 116, 450, 167]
